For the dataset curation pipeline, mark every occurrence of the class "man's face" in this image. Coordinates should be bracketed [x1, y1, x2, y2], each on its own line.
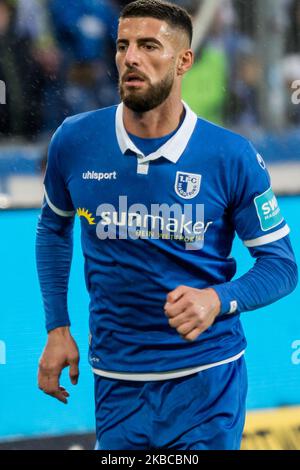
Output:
[116, 17, 184, 112]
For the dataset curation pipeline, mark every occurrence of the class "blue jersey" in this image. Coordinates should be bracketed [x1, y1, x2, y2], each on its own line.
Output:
[41, 102, 290, 378]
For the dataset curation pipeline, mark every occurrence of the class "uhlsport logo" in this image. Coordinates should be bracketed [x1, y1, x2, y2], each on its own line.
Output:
[82, 171, 117, 181]
[257, 153, 266, 170]
[175, 172, 201, 200]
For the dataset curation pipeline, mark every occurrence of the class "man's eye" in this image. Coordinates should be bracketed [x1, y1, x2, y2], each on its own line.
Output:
[143, 44, 157, 51]
[117, 44, 127, 52]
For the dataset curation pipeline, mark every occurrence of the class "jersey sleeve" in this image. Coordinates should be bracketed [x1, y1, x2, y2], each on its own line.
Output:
[43, 124, 75, 218]
[213, 237, 298, 316]
[230, 140, 290, 248]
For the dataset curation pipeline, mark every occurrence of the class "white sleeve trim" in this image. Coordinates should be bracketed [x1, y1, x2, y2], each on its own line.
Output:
[244, 224, 290, 248]
[44, 187, 75, 218]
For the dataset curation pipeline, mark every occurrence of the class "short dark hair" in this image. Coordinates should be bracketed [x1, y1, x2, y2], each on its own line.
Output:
[120, 0, 193, 46]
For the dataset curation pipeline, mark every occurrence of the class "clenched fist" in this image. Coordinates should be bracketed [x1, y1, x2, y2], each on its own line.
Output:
[164, 286, 221, 342]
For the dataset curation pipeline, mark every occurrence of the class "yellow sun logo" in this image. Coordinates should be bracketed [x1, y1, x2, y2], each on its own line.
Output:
[77, 208, 96, 225]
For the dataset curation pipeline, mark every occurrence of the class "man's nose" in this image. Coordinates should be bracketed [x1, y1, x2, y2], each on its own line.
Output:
[124, 44, 141, 68]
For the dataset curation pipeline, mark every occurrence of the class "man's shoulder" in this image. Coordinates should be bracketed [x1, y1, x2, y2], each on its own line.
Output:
[194, 117, 262, 175]
[59, 105, 118, 138]
[195, 116, 250, 154]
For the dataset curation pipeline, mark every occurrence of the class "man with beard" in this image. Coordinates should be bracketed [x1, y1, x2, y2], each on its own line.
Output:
[36, 0, 297, 450]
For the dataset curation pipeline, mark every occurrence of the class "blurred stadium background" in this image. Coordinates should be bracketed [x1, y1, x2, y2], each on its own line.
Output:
[0, 0, 299, 451]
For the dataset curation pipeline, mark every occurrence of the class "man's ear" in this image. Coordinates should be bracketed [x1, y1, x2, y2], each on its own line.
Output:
[177, 49, 194, 76]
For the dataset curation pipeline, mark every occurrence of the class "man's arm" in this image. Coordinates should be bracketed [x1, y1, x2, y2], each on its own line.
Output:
[212, 236, 298, 315]
[165, 237, 298, 341]
[36, 122, 79, 403]
[36, 200, 79, 403]
[165, 139, 298, 341]
[36, 202, 74, 331]
[38, 326, 79, 404]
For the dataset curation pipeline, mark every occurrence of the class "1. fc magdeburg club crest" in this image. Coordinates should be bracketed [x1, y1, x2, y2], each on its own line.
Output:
[175, 172, 202, 200]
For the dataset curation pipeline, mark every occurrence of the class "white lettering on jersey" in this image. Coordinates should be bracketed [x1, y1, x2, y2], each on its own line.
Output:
[82, 171, 117, 180]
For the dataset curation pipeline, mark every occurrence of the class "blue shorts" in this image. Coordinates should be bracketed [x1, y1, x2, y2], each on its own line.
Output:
[94, 356, 247, 450]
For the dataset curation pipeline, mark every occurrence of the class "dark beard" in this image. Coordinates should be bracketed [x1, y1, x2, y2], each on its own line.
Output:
[119, 71, 174, 112]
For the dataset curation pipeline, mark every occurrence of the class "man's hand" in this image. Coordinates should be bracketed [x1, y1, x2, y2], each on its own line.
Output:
[164, 286, 221, 342]
[38, 326, 80, 404]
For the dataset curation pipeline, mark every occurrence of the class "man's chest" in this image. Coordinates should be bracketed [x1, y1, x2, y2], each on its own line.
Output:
[67, 151, 229, 244]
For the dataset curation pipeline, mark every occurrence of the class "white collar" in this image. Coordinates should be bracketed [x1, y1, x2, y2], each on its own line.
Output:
[115, 101, 198, 164]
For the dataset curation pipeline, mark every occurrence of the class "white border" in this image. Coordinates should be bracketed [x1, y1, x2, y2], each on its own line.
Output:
[92, 350, 245, 381]
[44, 187, 75, 217]
[244, 224, 290, 248]
[115, 101, 198, 164]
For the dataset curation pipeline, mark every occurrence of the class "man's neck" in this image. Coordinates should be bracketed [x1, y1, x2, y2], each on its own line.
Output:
[122, 98, 185, 138]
